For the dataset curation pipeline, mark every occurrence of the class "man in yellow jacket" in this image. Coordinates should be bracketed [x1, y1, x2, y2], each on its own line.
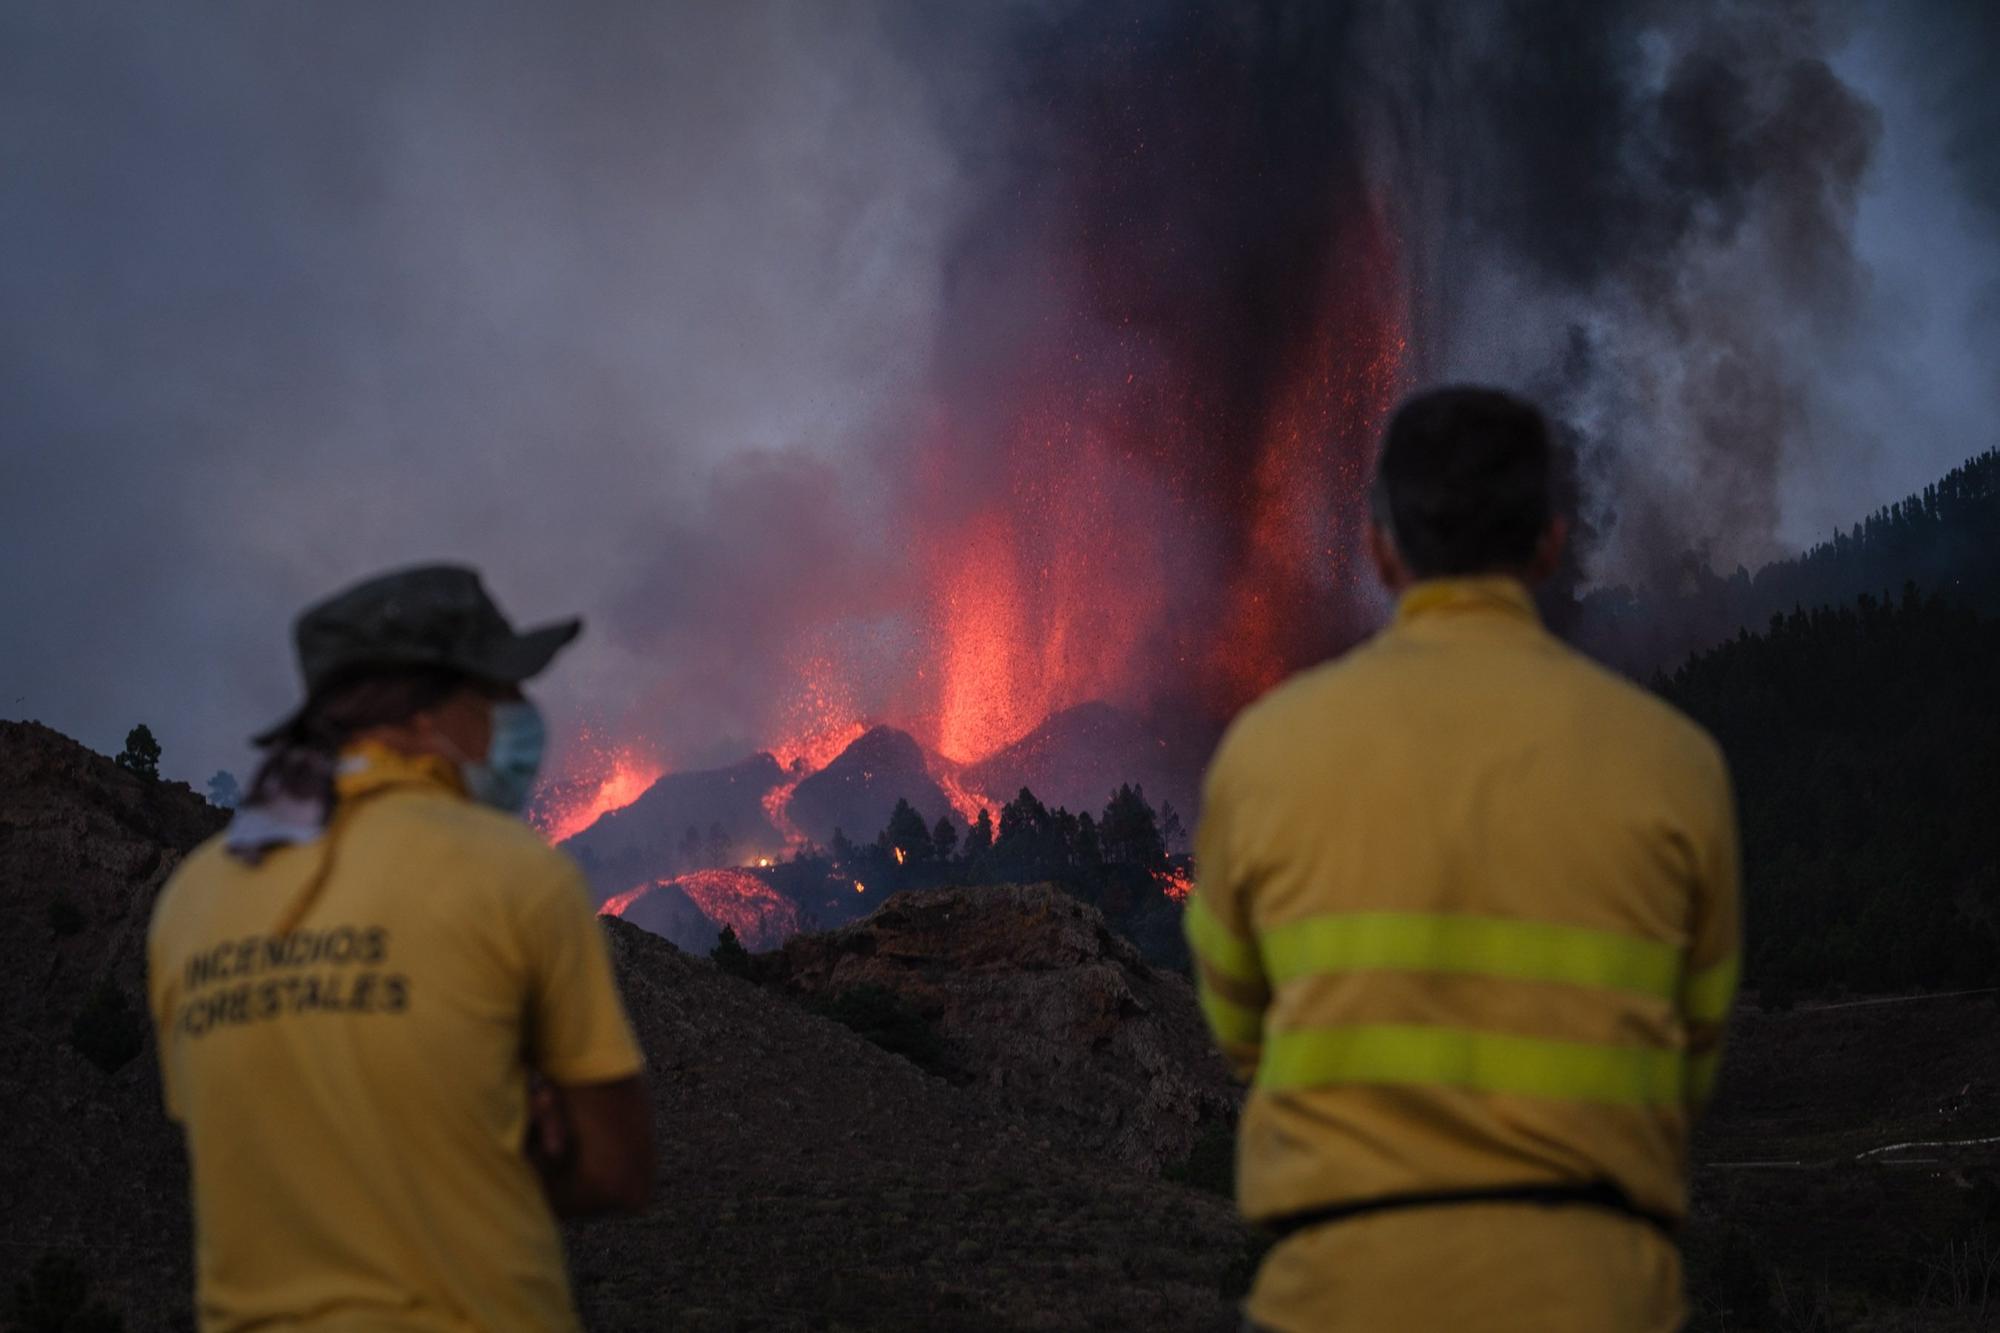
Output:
[149, 565, 653, 1332]
[1189, 388, 1739, 1332]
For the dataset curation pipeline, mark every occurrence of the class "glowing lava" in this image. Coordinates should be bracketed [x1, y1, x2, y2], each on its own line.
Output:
[670, 869, 800, 950]
[598, 869, 800, 952]
[536, 736, 664, 844]
[597, 882, 652, 918]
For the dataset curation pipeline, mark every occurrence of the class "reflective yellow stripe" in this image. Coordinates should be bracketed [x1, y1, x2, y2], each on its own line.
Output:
[1681, 954, 1740, 1025]
[1184, 894, 1262, 985]
[1198, 984, 1264, 1047]
[1688, 1048, 1723, 1103]
[1259, 912, 1682, 1000]
[1259, 1025, 1688, 1106]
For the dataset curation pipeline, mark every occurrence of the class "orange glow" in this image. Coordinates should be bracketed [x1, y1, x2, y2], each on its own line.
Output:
[928, 435, 1168, 764]
[597, 881, 653, 919]
[672, 868, 800, 950]
[537, 732, 664, 845]
[853, 880, 866, 893]
[892, 846, 906, 865]
[602, 869, 800, 950]
[1158, 868, 1194, 903]
[1211, 202, 1409, 702]
[929, 760, 1001, 829]
[760, 653, 867, 851]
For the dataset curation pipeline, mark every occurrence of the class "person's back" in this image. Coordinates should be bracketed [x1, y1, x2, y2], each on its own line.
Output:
[1189, 389, 1739, 1332]
[148, 566, 652, 1332]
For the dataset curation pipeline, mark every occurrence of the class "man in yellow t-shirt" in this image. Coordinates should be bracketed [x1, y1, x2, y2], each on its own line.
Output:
[149, 564, 652, 1332]
[1188, 388, 1740, 1332]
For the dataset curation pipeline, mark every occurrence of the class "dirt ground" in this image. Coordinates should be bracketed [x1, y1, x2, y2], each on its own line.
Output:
[1684, 991, 2000, 1331]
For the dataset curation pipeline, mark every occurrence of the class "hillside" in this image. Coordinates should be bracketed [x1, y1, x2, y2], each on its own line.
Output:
[1657, 586, 2000, 996]
[1572, 447, 2000, 674]
[0, 722, 1252, 1331]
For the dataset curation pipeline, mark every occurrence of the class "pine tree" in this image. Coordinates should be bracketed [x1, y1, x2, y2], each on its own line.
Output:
[965, 808, 994, 856]
[1099, 784, 1167, 872]
[114, 725, 160, 781]
[882, 798, 935, 863]
[931, 815, 959, 862]
[710, 925, 754, 979]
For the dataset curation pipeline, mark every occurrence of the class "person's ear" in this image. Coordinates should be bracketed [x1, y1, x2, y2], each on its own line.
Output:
[1367, 520, 1411, 594]
[1527, 516, 1570, 583]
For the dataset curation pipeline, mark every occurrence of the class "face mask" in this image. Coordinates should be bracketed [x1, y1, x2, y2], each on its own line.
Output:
[457, 699, 546, 813]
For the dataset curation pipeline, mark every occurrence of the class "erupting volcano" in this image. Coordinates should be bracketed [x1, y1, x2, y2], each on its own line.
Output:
[539, 7, 1429, 952]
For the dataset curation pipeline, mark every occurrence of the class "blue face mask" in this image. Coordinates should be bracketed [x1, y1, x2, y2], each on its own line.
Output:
[460, 699, 546, 813]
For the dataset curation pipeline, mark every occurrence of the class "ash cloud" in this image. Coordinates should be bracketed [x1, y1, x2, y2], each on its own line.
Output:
[3, 1, 1997, 784]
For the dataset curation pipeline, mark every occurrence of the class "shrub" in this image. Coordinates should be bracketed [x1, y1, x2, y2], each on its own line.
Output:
[710, 925, 755, 979]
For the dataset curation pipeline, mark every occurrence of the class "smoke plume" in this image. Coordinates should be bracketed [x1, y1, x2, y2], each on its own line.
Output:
[2, 1, 1994, 790]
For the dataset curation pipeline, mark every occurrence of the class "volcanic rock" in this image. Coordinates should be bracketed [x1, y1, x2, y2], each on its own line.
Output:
[615, 877, 720, 953]
[561, 750, 785, 900]
[762, 882, 1241, 1173]
[785, 724, 959, 847]
[0, 720, 224, 1319]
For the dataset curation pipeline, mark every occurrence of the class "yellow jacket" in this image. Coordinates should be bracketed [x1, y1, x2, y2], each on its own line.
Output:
[1189, 577, 1739, 1229]
[149, 744, 643, 1332]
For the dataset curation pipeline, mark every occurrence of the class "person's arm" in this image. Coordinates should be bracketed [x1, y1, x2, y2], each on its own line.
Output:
[1680, 748, 1742, 1114]
[1186, 739, 1270, 1081]
[525, 1074, 654, 1216]
[522, 862, 654, 1217]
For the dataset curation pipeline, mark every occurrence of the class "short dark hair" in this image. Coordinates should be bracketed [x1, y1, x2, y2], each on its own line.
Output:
[1372, 386, 1557, 578]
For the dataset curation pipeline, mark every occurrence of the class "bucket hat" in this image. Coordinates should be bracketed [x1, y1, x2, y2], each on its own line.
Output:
[252, 563, 581, 745]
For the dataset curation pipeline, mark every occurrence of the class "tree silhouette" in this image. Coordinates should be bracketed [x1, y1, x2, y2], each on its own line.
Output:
[931, 815, 959, 862]
[113, 725, 159, 780]
[1099, 784, 1167, 873]
[206, 769, 240, 809]
[965, 808, 994, 857]
[881, 798, 935, 863]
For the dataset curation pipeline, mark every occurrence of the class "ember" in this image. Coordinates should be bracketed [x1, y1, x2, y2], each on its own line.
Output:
[534, 732, 664, 845]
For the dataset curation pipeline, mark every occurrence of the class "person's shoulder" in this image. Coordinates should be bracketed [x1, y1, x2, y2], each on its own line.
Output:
[150, 832, 233, 930]
[1210, 639, 1390, 777]
[368, 789, 582, 887]
[1549, 639, 1729, 780]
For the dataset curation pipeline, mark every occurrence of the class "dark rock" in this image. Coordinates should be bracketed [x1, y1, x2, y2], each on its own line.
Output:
[763, 882, 1241, 1173]
[786, 725, 960, 848]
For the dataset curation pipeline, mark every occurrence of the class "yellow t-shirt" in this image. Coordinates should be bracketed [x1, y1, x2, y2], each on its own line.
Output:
[148, 745, 644, 1333]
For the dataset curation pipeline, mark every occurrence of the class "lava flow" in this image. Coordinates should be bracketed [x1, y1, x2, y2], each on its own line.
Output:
[599, 868, 801, 952]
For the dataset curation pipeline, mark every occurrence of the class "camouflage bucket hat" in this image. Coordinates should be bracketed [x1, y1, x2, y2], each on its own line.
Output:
[252, 564, 581, 746]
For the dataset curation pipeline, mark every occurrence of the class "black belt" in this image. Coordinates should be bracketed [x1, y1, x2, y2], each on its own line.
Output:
[1264, 1179, 1681, 1245]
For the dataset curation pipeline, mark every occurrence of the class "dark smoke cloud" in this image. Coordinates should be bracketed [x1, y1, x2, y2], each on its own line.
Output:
[2, 1, 1996, 784]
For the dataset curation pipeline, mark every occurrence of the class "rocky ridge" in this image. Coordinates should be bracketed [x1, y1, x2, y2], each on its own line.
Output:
[762, 882, 1239, 1174]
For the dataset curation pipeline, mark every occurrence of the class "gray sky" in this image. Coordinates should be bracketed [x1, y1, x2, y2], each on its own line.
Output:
[3, 1, 1995, 788]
